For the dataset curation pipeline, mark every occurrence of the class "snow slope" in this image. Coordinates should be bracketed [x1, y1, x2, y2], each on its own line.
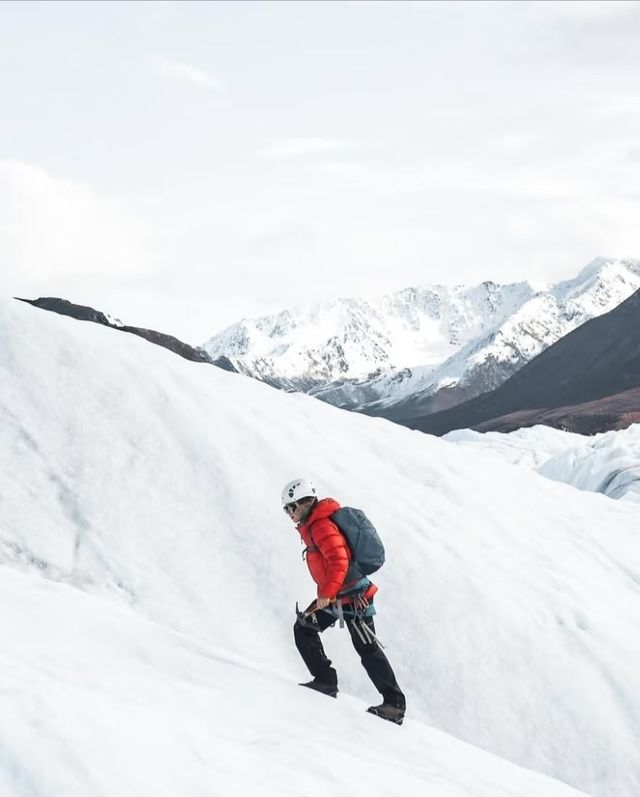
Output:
[0, 566, 588, 797]
[445, 425, 640, 503]
[2, 299, 640, 797]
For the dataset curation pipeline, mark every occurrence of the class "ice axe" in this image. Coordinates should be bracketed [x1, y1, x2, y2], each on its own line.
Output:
[295, 598, 337, 628]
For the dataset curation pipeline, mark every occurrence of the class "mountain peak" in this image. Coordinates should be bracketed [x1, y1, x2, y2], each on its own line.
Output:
[203, 259, 640, 416]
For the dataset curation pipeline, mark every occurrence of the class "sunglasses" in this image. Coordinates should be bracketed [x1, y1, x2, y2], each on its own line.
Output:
[284, 500, 303, 516]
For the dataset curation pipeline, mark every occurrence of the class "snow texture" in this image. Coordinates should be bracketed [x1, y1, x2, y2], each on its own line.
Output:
[2, 298, 640, 797]
[445, 425, 640, 503]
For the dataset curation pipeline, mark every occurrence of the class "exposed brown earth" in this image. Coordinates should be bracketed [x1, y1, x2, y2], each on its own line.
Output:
[472, 387, 640, 435]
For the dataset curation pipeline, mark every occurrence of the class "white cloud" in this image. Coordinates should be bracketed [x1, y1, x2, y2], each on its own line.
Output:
[153, 58, 221, 90]
[304, 160, 376, 181]
[262, 138, 354, 160]
[426, 108, 475, 121]
[545, 0, 638, 20]
[0, 161, 150, 296]
[486, 132, 539, 153]
[587, 91, 640, 120]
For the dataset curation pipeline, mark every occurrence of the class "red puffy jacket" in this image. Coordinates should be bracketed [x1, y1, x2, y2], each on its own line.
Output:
[298, 497, 377, 602]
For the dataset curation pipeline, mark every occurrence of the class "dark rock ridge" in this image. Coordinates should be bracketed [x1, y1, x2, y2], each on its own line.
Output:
[15, 297, 237, 372]
[472, 387, 640, 435]
[403, 288, 640, 436]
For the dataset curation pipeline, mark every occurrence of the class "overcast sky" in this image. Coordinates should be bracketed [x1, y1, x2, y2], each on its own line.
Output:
[2, 0, 640, 341]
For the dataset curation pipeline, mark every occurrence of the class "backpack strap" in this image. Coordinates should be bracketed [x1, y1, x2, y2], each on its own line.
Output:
[300, 519, 320, 561]
[303, 523, 319, 560]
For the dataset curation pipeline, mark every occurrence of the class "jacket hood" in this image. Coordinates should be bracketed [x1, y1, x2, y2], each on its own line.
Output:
[302, 497, 341, 526]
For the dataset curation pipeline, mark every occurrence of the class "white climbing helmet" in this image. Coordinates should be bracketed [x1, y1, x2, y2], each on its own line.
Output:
[281, 478, 317, 507]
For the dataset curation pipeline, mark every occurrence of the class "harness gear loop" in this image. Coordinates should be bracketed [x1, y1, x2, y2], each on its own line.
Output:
[350, 616, 386, 650]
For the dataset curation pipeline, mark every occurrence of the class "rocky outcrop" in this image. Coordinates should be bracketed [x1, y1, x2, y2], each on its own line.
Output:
[472, 387, 640, 435]
[14, 297, 237, 372]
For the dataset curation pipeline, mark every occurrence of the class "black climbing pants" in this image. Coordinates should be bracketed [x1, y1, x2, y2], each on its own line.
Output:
[293, 609, 405, 709]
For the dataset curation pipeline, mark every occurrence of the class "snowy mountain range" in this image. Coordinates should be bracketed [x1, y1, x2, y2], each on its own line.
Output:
[410, 286, 640, 436]
[2, 298, 639, 797]
[203, 258, 640, 418]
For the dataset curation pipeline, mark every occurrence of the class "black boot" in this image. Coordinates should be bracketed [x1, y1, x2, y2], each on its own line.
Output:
[347, 617, 406, 723]
[299, 679, 338, 698]
[367, 691, 405, 724]
[367, 702, 405, 724]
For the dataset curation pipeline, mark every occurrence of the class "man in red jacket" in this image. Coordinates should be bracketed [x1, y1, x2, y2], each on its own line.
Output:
[282, 477, 406, 724]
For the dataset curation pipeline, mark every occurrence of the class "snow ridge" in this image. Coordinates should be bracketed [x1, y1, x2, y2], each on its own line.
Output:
[446, 425, 640, 504]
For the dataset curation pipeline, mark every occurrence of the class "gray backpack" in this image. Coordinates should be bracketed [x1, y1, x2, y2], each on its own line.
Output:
[331, 507, 385, 581]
